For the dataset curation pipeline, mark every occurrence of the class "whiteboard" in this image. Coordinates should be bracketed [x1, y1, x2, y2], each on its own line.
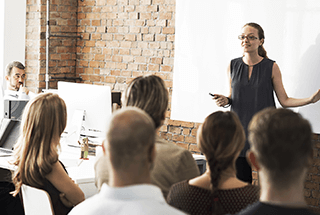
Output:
[171, 0, 320, 133]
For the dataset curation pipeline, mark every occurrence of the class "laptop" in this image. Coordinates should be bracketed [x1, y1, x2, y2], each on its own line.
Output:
[0, 118, 21, 156]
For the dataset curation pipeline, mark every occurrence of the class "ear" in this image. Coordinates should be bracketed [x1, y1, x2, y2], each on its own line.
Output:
[102, 142, 106, 155]
[5, 75, 9, 81]
[148, 145, 156, 163]
[260, 38, 264, 46]
[247, 150, 260, 171]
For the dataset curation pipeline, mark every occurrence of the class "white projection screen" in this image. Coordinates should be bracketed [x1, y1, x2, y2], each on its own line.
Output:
[171, 0, 320, 133]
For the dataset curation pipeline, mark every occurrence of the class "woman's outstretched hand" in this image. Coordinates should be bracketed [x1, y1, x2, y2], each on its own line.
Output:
[310, 89, 320, 104]
[212, 94, 229, 107]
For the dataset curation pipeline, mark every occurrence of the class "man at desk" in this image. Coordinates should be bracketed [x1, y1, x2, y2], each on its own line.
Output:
[4, 61, 35, 100]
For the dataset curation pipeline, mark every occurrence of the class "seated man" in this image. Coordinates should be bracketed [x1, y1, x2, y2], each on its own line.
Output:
[4, 61, 35, 100]
[69, 107, 185, 214]
[95, 75, 200, 198]
[238, 108, 316, 215]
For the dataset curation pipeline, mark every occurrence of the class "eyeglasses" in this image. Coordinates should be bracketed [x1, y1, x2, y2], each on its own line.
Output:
[238, 35, 258, 41]
[13, 73, 26, 80]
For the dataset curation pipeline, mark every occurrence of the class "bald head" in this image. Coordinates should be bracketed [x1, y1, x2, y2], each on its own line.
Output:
[105, 107, 155, 170]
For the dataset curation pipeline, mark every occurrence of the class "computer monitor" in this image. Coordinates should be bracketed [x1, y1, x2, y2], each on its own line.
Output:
[58, 82, 112, 139]
[0, 118, 21, 151]
[4, 99, 28, 120]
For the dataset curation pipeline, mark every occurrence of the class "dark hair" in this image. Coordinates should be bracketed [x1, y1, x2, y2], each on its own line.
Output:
[248, 108, 312, 188]
[125, 75, 168, 129]
[6, 61, 25, 76]
[243, 23, 268, 58]
[198, 111, 245, 214]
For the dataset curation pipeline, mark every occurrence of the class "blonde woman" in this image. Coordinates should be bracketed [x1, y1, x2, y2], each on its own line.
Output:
[11, 93, 84, 215]
[167, 111, 259, 215]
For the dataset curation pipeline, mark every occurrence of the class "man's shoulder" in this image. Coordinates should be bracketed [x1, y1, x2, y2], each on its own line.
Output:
[155, 136, 190, 155]
[69, 194, 104, 215]
[69, 188, 186, 215]
[237, 201, 317, 215]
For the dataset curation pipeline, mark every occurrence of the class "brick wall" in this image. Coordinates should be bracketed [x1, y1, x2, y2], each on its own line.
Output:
[24, 0, 320, 211]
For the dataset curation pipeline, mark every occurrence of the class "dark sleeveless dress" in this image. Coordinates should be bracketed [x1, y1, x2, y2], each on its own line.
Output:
[230, 57, 275, 157]
[40, 161, 72, 215]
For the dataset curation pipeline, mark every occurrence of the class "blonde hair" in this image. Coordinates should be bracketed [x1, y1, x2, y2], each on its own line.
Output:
[124, 75, 168, 129]
[11, 93, 67, 196]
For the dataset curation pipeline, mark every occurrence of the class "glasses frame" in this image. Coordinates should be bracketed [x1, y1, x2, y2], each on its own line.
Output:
[238, 35, 258, 41]
[13, 73, 26, 80]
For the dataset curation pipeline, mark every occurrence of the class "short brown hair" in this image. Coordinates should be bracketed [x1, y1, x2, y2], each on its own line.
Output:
[6, 61, 25, 76]
[248, 108, 312, 185]
[124, 75, 168, 129]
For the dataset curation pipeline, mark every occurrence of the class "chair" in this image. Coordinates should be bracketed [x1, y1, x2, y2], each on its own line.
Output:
[21, 184, 54, 215]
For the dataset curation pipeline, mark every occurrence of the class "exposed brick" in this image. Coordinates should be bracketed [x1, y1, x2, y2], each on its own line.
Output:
[189, 144, 200, 152]
[182, 128, 190, 135]
[305, 198, 319, 207]
[175, 142, 188, 150]
[185, 136, 196, 144]
[305, 182, 319, 190]
[172, 135, 184, 142]
[169, 126, 181, 134]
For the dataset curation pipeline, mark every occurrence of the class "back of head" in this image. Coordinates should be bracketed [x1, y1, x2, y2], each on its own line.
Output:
[106, 107, 155, 171]
[6, 61, 25, 76]
[198, 111, 245, 192]
[12, 93, 67, 196]
[124, 75, 168, 129]
[248, 108, 312, 186]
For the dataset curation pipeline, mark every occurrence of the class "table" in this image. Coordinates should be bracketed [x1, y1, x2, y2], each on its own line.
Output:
[1, 143, 206, 199]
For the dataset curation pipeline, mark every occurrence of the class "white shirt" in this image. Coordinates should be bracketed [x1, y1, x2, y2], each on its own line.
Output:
[4, 89, 36, 100]
[69, 183, 186, 215]
[0, 86, 3, 120]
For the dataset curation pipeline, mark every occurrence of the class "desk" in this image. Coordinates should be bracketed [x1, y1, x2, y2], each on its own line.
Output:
[1, 144, 206, 199]
[0, 143, 99, 199]
[59, 141, 98, 199]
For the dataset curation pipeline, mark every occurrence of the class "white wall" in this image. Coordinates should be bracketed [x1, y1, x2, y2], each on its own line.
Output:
[0, 0, 26, 118]
[172, 0, 320, 133]
[1, 0, 26, 90]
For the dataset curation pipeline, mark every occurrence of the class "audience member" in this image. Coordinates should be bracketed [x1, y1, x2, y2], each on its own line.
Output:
[4, 61, 35, 100]
[95, 75, 200, 198]
[237, 108, 316, 215]
[11, 93, 84, 215]
[167, 111, 260, 215]
[69, 107, 186, 214]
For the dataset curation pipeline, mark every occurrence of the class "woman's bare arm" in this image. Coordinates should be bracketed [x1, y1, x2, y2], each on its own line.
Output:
[46, 161, 85, 206]
[272, 63, 320, 107]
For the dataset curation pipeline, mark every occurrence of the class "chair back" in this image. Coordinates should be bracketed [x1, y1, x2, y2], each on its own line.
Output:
[21, 184, 54, 215]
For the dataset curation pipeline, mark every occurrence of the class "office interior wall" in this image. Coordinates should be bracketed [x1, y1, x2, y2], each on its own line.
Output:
[25, 0, 78, 93]
[22, 0, 320, 211]
[1, 0, 26, 91]
[172, 0, 320, 133]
